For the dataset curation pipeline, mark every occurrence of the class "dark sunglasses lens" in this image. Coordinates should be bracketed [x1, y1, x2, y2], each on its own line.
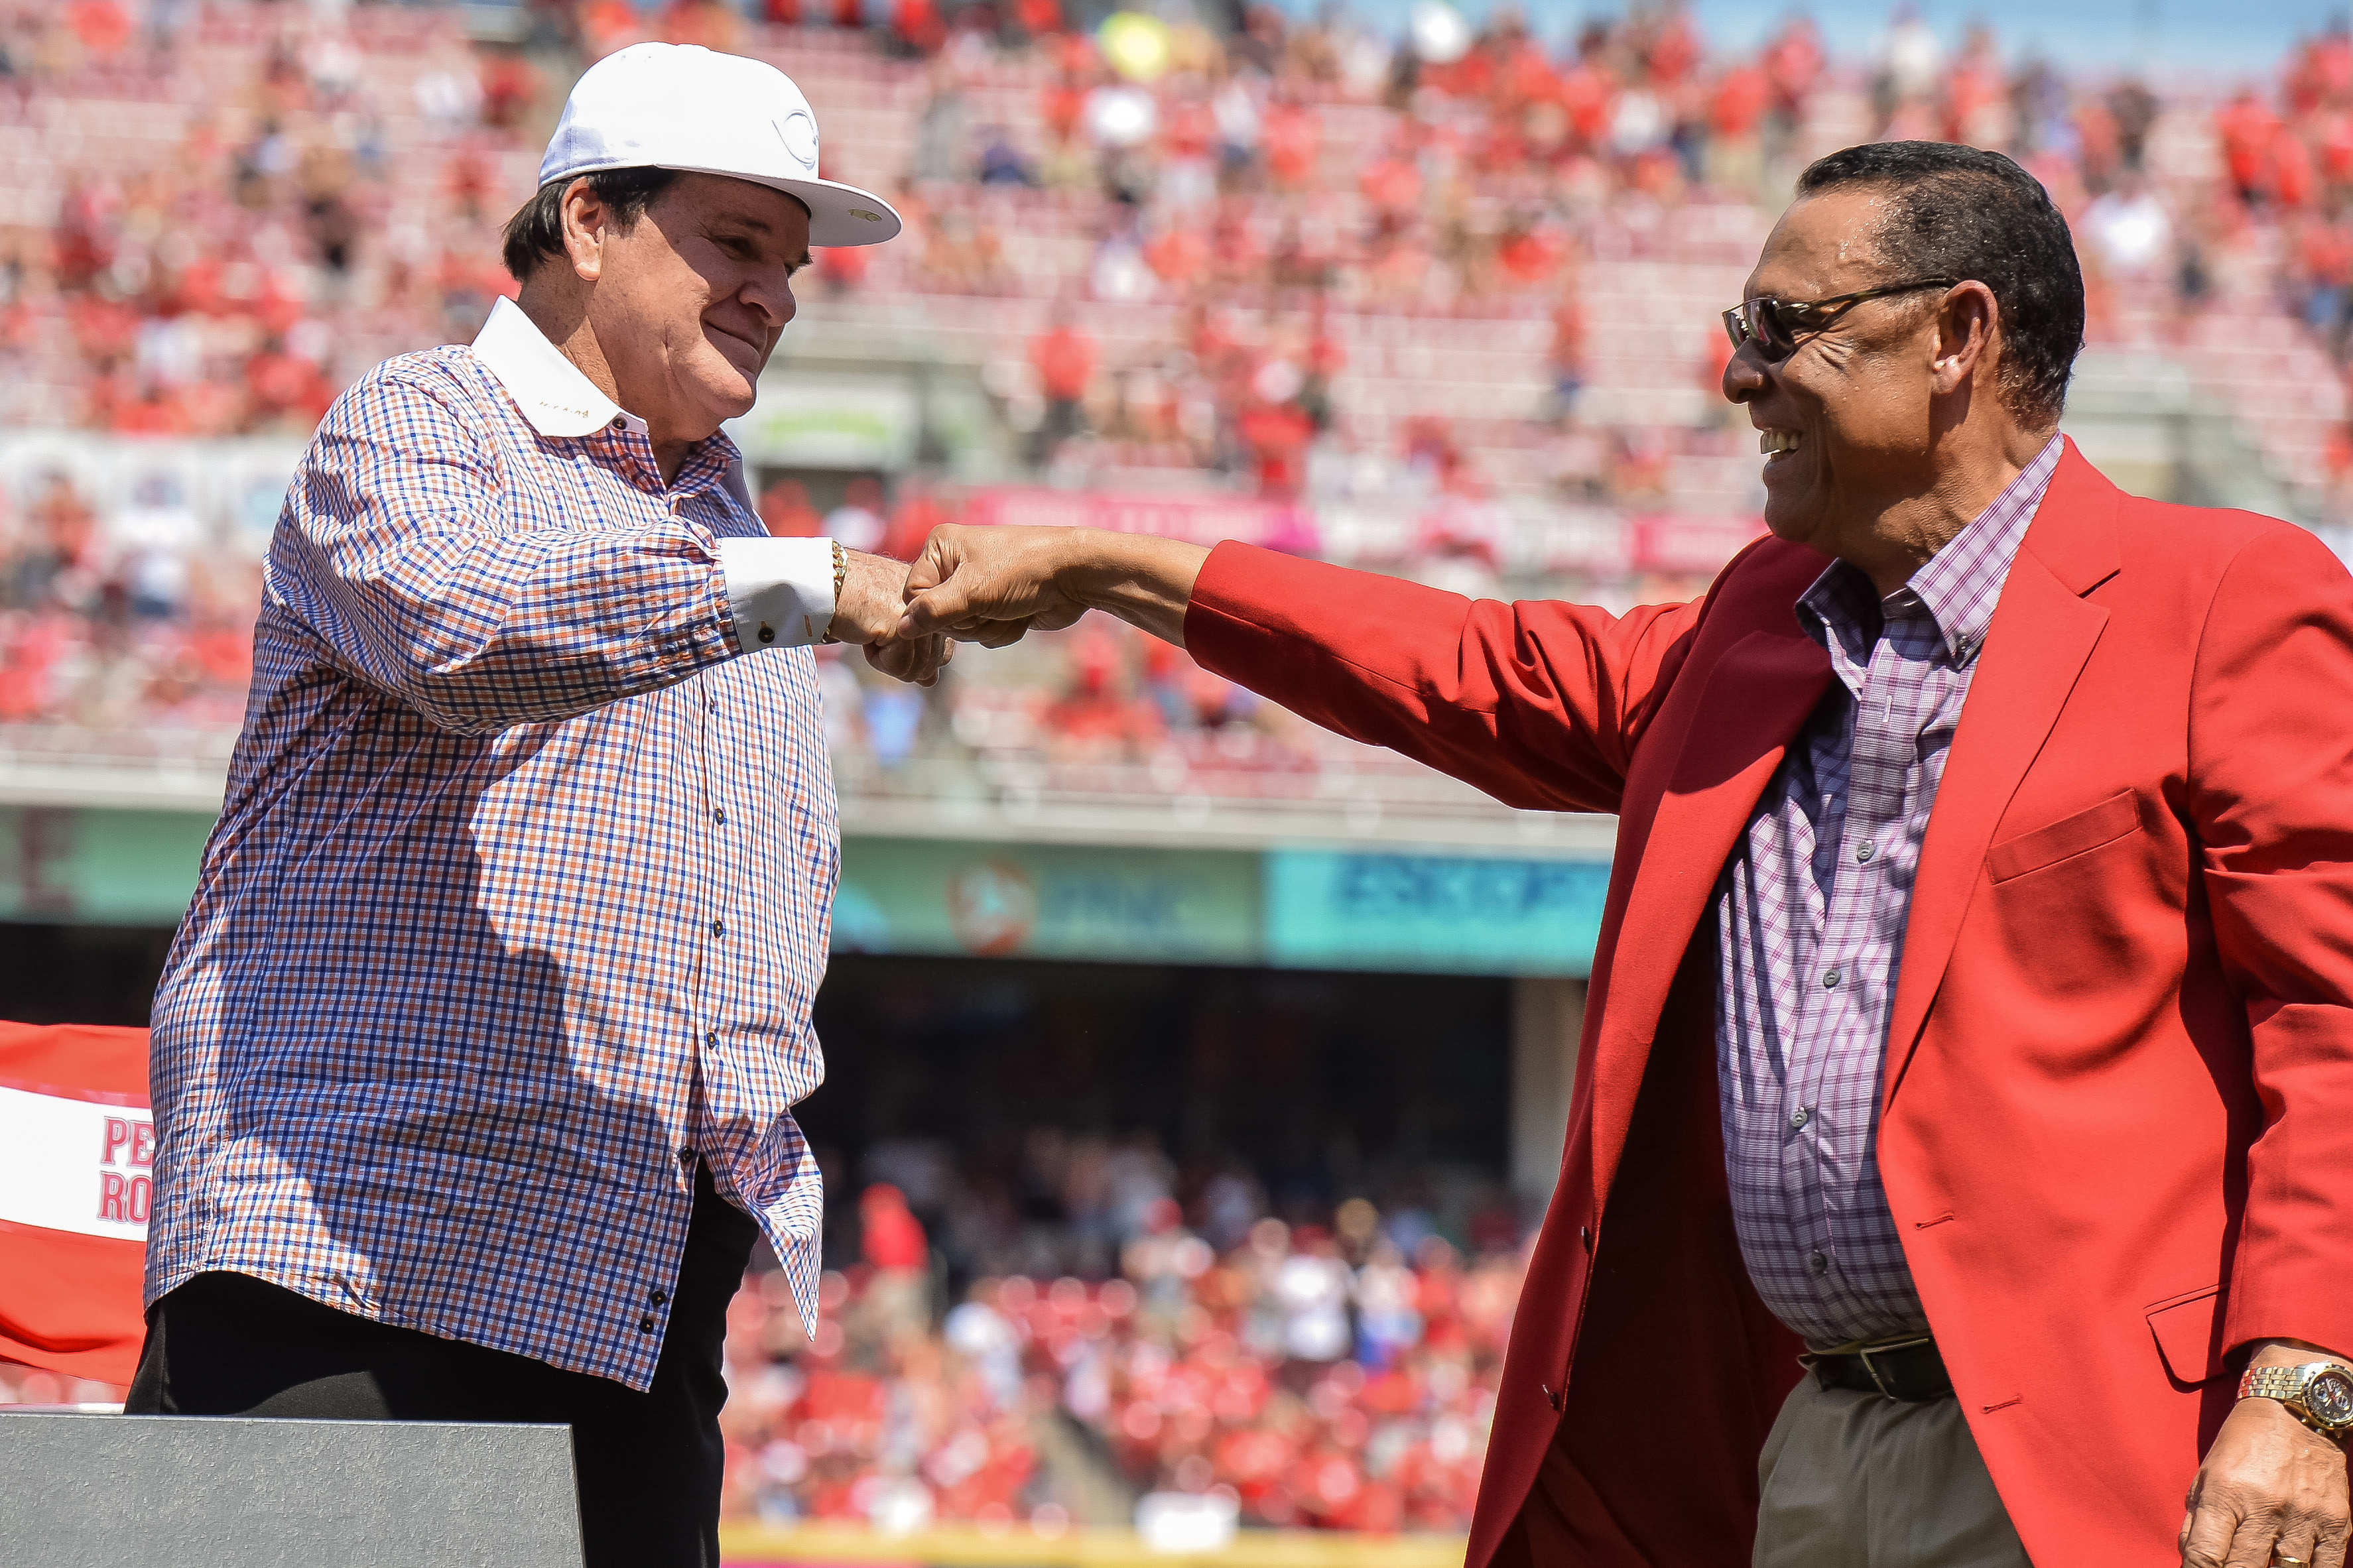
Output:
[1753, 303, 1795, 361]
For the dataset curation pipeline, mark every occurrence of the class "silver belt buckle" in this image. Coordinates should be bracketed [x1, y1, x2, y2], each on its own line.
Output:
[1856, 1334, 1935, 1398]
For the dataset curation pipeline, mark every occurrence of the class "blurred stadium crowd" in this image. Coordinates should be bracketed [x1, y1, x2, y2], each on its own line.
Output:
[715, 1182, 1522, 1532]
[3, 0, 2352, 791]
[5, 0, 2351, 772]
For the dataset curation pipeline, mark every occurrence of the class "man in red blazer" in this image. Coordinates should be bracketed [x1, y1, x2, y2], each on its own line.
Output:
[900, 143, 2353, 1566]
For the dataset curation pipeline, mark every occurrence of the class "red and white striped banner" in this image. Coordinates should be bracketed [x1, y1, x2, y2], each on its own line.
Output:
[1, 1021, 153, 1387]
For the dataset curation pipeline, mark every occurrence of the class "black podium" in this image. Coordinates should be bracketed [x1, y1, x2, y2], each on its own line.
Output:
[0, 1411, 586, 1567]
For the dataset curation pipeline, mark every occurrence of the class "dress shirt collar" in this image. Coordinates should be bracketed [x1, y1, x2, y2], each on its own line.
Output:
[470, 295, 635, 440]
[469, 296, 747, 502]
[1795, 433, 2065, 668]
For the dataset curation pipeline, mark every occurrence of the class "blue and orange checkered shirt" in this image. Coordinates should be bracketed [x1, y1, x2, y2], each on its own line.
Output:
[147, 306, 841, 1388]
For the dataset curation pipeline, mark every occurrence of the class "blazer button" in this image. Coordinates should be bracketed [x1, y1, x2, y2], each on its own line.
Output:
[1579, 1225, 1592, 1248]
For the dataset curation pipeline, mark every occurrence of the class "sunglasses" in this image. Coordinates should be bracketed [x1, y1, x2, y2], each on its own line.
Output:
[1721, 278, 1960, 363]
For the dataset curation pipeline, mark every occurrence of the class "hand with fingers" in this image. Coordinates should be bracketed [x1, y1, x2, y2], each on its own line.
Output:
[828, 547, 956, 686]
[2181, 1348, 2353, 1568]
[896, 523, 1209, 649]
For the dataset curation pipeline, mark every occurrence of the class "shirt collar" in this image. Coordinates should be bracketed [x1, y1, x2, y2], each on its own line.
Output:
[469, 296, 635, 440]
[1795, 433, 2065, 667]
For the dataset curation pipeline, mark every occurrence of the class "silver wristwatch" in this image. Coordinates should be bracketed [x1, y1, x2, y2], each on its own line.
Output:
[2239, 1362, 2353, 1441]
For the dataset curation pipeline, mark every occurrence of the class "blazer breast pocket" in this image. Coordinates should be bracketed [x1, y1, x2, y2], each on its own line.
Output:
[1987, 788, 2143, 884]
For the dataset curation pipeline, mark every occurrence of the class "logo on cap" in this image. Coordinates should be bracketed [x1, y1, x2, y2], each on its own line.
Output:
[776, 111, 818, 170]
[848, 208, 884, 221]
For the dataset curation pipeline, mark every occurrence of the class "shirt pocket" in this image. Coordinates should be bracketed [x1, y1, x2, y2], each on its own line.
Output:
[2147, 1283, 2231, 1387]
[1988, 788, 2143, 883]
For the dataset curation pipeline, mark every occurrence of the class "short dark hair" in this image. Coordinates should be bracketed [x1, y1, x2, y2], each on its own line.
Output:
[500, 166, 681, 281]
[1795, 141, 2085, 425]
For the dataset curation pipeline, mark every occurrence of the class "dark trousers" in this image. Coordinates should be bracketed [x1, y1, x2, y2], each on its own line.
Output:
[125, 1162, 760, 1568]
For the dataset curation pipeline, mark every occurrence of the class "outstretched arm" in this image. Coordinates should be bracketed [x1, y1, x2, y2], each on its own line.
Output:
[900, 524, 1708, 815]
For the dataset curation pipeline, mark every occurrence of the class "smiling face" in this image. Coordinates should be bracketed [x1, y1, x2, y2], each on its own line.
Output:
[582, 172, 810, 445]
[1722, 186, 1954, 556]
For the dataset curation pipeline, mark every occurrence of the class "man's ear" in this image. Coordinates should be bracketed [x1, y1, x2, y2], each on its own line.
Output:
[1929, 280, 1998, 398]
[559, 178, 607, 284]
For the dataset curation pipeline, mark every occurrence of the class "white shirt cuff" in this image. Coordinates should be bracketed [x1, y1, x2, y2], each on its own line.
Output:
[716, 536, 836, 651]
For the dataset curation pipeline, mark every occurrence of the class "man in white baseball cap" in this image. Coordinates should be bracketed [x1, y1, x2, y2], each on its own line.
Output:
[125, 44, 936, 1568]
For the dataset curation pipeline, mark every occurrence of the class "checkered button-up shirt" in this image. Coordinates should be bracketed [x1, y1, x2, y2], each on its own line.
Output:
[1714, 435, 2061, 1346]
[146, 299, 846, 1389]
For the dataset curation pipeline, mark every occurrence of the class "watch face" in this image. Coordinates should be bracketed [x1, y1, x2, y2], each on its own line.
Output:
[2307, 1369, 2353, 1429]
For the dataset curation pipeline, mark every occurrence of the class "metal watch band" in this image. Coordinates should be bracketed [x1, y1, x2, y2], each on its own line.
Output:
[2239, 1362, 2353, 1441]
[2241, 1364, 2311, 1404]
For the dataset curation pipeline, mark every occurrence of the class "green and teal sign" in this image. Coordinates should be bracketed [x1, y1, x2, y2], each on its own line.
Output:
[1, 808, 1612, 977]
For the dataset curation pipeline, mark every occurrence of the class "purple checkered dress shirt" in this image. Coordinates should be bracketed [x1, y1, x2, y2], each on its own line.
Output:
[1714, 435, 2061, 1347]
[145, 316, 842, 1390]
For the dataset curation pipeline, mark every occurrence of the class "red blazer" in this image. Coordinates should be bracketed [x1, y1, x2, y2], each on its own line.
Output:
[1183, 442, 2353, 1566]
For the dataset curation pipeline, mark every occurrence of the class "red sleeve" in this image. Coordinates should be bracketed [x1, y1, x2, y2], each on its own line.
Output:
[1182, 542, 1709, 815]
[2191, 525, 2353, 1360]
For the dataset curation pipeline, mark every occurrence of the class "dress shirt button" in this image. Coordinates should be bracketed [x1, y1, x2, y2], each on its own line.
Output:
[712, 808, 726, 825]
[1822, 969, 1840, 989]
[650, 1288, 668, 1306]
[609, 416, 625, 431]
[1789, 1105, 1811, 1129]
[710, 918, 726, 938]
[677, 1147, 695, 1164]
[1809, 1250, 1830, 1276]
[639, 1315, 657, 1333]
[1855, 841, 1875, 864]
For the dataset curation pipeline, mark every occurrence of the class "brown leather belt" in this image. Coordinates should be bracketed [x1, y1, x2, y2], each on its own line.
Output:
[1803, 1335, 1952, 1402]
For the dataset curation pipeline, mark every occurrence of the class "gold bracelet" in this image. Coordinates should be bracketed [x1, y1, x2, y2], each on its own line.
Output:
[823, 539, 847, 644]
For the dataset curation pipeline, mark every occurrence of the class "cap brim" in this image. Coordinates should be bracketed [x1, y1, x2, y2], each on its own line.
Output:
[651, 164, 903, 247]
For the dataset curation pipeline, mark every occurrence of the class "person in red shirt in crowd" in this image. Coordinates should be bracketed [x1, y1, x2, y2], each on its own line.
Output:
[759, 477, 824, 537]
[859, 1185, 929, 1272]
[1261, 97, 1320, 189]
[890, 0, 944, 55]
[479, 49, 542, 130]
[2219, 86, 2285, 205]
[1029, 308, 1096, 465]
[1762, 15, 1824, 149]
[1012, 0, 1061, 39]
[243, 337, 334, 432]
[1236, 361, 1316, 498]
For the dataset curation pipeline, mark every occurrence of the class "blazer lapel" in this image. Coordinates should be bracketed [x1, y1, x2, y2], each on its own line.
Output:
[1883, 446, 2121, 1101]
[1589, 625, 1832, 1195]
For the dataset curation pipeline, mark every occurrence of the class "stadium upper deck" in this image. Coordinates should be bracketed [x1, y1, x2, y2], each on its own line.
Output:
[1, 0, 2348, 806]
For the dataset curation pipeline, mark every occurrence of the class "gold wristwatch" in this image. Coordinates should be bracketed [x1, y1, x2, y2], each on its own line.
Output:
[2239, 1362, 2353, 1441]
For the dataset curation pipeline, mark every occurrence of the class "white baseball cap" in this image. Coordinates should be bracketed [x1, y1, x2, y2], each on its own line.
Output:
[538, 42, 902, 247]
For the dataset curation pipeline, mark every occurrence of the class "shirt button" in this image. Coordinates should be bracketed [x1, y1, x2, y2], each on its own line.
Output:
[1789, 1105, 1811, 1129]
[1855, 841, 1875, 863]
[609, 416, 625, 430]
[650, 1288, 668, 1306]
[1822, 969, 1840, 989]
[676, 1148, 695, 1164]
[1809, 1250, 1830, 1276]
[639, 1315, 657, 1333]
[712, 808, 726, 825]
[710, 918, 726, 937]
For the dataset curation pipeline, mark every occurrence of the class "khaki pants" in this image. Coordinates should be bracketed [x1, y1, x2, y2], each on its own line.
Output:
[1755, 1374, 2033, 1567]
